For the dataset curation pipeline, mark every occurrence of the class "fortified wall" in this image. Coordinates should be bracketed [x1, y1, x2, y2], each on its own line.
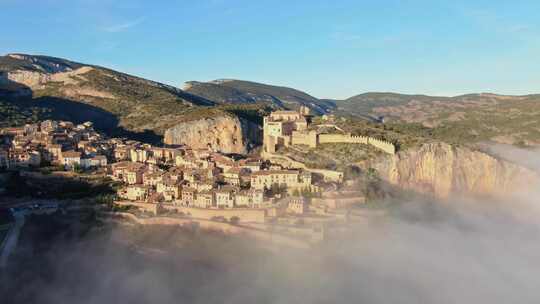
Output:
[105, 212, 310, 249]
[263, 110, 396, 155]
[162, 205, 266, 223]
[115, 200, 267, 223]
[289, 130, 396, 155]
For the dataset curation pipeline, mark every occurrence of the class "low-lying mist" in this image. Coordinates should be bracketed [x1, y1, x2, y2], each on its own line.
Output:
[2, 145, 540, 304]
[2, 192, 539, 304]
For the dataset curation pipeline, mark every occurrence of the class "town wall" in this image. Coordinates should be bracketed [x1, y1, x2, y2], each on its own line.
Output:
[104, 212, 310, 249]
[115, 201, 159, 215]
[161, 205, 267, 223]
[318, 133, 369, 145]
[367, 137, 396, 154]
[271, 128, 396, 155]
[318, 133, 395, 154]
[311, 196, 366, 209]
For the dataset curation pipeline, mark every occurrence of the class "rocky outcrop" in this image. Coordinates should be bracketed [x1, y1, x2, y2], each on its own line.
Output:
[2, 66, 94, 90]
[163, 115, 260, 154]
[370, 142, 540, 198]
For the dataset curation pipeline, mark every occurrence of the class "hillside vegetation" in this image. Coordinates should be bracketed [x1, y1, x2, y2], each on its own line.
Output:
[335, 92, 540, 146]
[3, 53, 540, 150]
[184, 79, 336, 114]
[0, 54, 271, 143]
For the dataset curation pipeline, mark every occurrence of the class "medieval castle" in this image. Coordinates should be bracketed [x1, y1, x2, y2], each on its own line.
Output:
[263, 109, 396, 155]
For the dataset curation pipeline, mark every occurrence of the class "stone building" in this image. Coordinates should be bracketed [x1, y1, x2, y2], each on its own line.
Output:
[215, 186, 236, 209]
[156, 179, 182, 201]
[285, 196, 307, 215]
[195, 190, 214, 208]
[60, 150, 81, 168]
[263, 111, 308, 153]
[250, 170, 312, 192]
[181, 187, 196, 206]
[122, 185, 150, 201]
[263, 110, 396, 155]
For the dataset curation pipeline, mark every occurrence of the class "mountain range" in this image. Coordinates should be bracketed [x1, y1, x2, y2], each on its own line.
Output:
[2, 53, 540, 147]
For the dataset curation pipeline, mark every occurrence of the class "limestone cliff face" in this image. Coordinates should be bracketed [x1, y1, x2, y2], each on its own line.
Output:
[163, 116, 260, 154]
[370, 142, 540, 198]
[1, 66, 94, 90]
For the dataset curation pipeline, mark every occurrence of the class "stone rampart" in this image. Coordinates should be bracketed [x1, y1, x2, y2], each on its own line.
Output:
[318, 133, 395, 154]
[318, 134, 368, 145]
[115, 201, 159, 214]
[161, 205, 266, 223]
[103, 212, 310, 249]
[367, 137, 396, 154]
[312, 196, 365, 209]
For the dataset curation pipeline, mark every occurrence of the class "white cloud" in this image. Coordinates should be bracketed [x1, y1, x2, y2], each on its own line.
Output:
[101, 16, 146, 33]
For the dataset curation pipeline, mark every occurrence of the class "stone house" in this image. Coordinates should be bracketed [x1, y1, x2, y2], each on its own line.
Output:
[222, 167, 248, 186]
[248, 190, 264, 208]
[189, 179, 214, 192]
[60, 150, 81, 168]
[130, 148, 149, 163]
[181, 187, 196, 206]
[234, 189, 264, 208]
[215, 186, 236, 209]
[166, 167, 184, 181]
[125, 168, 144, 185]
[156, 179, 182, 201]
[194, 190, 214, 208]
[111, 162, 146, 184]
[250, 170, 311, 191]
[121, 185, 150, 201]
[151, 147, 181, 163]
[45, 144, 62, 162]
[8, 149, 41, 168]
[143, 171, 164, 187]
[113, 146, 131, 161]
[80, 155, 107, 169]
[240, 160, 262, 172]
[285, 196, 307, 215]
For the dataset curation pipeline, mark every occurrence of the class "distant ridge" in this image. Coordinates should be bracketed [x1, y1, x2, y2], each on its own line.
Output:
[183, 79, 336, 114]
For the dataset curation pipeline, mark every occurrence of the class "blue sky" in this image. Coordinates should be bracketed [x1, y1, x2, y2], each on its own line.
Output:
[1, 0, 539, 99]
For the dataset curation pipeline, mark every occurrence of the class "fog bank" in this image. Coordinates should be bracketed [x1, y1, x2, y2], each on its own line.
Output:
[1, 145, 539, 304]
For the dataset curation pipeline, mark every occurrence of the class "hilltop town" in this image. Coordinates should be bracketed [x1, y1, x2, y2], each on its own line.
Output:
[0, 109, 372, 243]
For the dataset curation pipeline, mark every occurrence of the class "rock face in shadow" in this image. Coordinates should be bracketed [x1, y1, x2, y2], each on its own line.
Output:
[371, 142, 540, 198]
[163, 115, 261, 154]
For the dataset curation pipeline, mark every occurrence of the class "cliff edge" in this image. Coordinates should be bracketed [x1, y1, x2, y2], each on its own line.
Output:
[163, 115, 260, 154]
[370, 142, 540, 198]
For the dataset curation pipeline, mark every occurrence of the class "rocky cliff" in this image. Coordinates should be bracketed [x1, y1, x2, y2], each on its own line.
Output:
[163, 115, 260, 154]
[370, 142, 540, 198]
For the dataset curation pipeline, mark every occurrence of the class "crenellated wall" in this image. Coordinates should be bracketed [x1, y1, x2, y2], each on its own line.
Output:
[263, 111, 396, 155]
[319, 134, 368, 144]
[367, 137, 396, 154]
[316, 133, 395, 154]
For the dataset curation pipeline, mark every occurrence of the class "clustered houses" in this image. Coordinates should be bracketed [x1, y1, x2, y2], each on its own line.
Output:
[0, 120, 110, 170]
[1, 118, 322, 216]
[112, 137, 319, 214]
